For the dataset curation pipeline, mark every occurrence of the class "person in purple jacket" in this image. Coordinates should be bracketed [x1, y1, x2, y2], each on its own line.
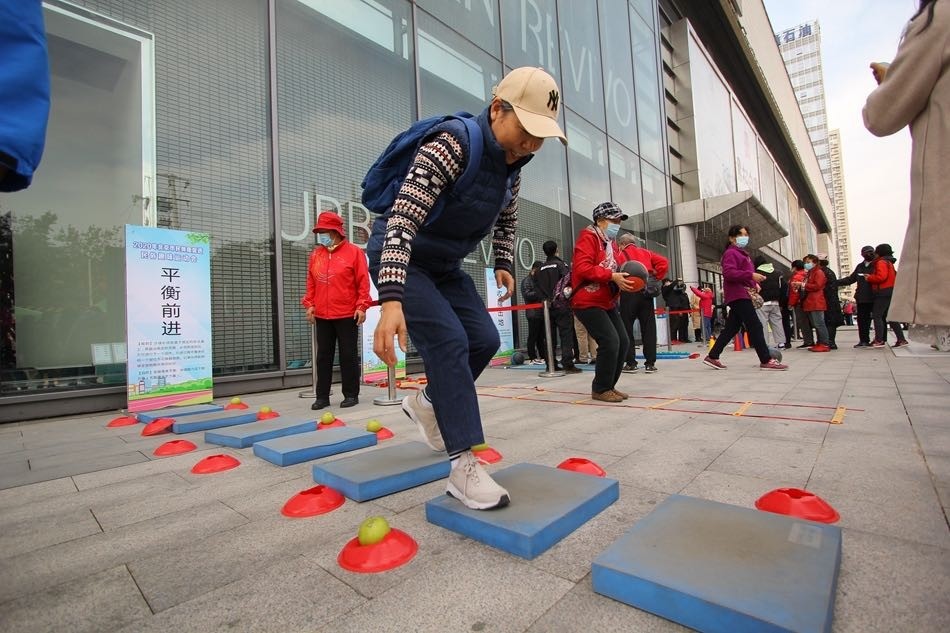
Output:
[703, 225, 789, 370]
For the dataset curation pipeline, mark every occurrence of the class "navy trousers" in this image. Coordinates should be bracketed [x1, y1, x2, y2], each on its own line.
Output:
[373, 263, 496, 454]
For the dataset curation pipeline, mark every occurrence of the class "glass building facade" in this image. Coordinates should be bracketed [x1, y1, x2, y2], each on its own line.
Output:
[0, 0, 670, 416]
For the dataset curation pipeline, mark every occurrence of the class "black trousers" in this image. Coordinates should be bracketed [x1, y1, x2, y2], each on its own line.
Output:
[780, 305, 793, 344]
[574, 306, 629, 394]
[708, 299, 771, 364]
[856, 301, 873, 344]
[619, 291, 657, 365]
[525, 316, 546, 360]
[546, 308, 576, 368]
[871, 293, 907, 343]
[670, 313, 690, 342]
[315, 317, 360, 400]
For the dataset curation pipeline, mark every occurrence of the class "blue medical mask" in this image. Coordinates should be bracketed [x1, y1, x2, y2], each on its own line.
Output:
[316, 233, 334, 248]
[605, 223, 621, 240]
[804, 262, 814, 271]
[735, 236, 750, 248]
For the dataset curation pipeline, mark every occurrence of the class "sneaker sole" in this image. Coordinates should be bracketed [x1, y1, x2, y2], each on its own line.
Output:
[445, 483, 510, 510]
[401, 396, 446, 453]
[760, 366, 788, 370]
[703, 360, 725, 370]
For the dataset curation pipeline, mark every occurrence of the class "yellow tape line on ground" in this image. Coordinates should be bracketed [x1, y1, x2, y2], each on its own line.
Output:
[650, 398, 681, 409]
[732, 401, 754, 417]
[830, 406, 846, 425]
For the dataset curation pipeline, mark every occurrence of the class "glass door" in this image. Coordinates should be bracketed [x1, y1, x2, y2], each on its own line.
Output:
[0, 1, 155, 394]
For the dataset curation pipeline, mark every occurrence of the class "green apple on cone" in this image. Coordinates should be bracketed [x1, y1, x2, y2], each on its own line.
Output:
[366, 419, 382, 433]
[320, 412, 336, 425]
[259, 406, 271, 414]
[357, 516, 391, 546]
[471, 443, 489, 452]
[230, 397, 242, 405]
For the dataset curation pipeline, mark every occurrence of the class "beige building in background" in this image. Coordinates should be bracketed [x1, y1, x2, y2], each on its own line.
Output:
[829, 129, 853, 299]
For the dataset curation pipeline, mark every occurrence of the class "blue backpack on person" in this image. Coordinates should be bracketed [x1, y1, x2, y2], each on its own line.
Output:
[360, 112, 483, 226]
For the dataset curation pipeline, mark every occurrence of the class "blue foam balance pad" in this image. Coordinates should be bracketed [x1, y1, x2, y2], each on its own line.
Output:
[170, 409, 260, 434]
[592, 495, 842, 633]
[425, 462, 619, 560]
[312, 441, 449, 502]
[205, 417, 317, 448]
[253, 427, 376, 467]
[137, 404, 223, 423]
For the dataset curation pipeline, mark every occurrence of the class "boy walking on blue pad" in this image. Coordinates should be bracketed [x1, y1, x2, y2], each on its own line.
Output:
[364, 67, 566, 510]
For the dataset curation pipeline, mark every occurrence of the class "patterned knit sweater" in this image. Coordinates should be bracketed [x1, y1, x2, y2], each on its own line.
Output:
[376, 131, 520, 303]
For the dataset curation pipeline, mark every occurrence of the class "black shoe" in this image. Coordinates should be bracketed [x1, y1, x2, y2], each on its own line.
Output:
[622, 363, 639, 374]
[644, 364, 658, 373]
[340, 397, 359, 408]
[853, 342, 870, 348]
[796, 343, 811, 349]
[311, 399, 330, 410]
[829, 344, 838, 350]
[563, 365, 583, 375]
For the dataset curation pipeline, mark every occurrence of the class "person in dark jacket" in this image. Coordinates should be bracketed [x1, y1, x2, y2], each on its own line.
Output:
[535, 240, 581, 374]
[818, 254, 843, 349]
[754, 255, 785, 348]
[836, 245, 877, 347]
[662, 277, 691, 343]
[520, 260, 547, 364]
[618, 232, 669, 373]
[366, 66, 567, 510]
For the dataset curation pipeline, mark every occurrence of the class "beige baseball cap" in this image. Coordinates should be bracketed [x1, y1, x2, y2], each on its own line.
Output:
[492, 67, 567, 145]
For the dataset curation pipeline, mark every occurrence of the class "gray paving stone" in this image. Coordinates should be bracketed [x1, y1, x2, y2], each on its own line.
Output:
[115, 556, 365, 632]
[1, 451, 149, 490]
[707, 435, 820, 482]
[526, 578, 690, 633]
[0, 476, 76, 508]
[70, 448, 229, 490]
[0, 565, 150, 633]
[0, 506, 101, 559]
[0, 472, 189, 526]
[832, 529, 950, 632]
[0, 501, 247, 603]
[679, 469, 799, 509]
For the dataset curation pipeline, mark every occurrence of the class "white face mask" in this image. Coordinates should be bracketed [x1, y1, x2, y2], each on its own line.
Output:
[735, 235, 750, 248]
[605, 223, 621, 240]
[317, 233, 334, 248]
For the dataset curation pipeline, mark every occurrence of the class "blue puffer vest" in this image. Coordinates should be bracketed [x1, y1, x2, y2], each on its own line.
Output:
[366, 107, 531, 272]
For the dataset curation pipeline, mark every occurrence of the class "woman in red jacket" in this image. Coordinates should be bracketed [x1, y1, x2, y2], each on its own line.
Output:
[301, 212, 372, 410]
[864, 243, 908, 348]
[800, 254, 831, 352]
[571, 202, 636, 403]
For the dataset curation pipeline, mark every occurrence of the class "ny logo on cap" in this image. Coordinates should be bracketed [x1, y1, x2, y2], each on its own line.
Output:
[547, 90, 559, 112]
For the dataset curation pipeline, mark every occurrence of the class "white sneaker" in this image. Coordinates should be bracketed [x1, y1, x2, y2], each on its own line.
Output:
[446, 450, 510, 510]
[402, 390, 445, 452]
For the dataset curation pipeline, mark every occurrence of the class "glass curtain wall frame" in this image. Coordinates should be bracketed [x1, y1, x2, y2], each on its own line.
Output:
[1, 1, 156, 396]
[274, 0, 416, 369]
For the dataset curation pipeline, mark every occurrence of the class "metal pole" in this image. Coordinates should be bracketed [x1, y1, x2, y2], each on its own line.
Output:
[665, 308, 673, 352]
[538, 300, 565, 377]
[298, 321, 331, 398]
[373, 362, 401, 406]
[298, 321, 317, 398]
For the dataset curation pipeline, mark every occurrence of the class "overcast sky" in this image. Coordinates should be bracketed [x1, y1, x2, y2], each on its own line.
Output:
[762, 0, 920, 269]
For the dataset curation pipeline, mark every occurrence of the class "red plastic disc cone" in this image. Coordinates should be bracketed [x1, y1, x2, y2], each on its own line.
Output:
[225, 402, 249, 410]
[257, 410, 280, 420]
[281, 485, 345, 518]
[473, 447, 502, 464]
[755, 488, 840, 523]
[376, 427, 394, 441]
[107, 415, 138, 427]
[338, 528, 418, 573]
[141, 417, 175, 436]
[557, 457, 606, 477]
[688, 352, 700, 359]
[317, 419, 346, 429]
[191, 454, 240, 474]
[153, 439, 197, 457]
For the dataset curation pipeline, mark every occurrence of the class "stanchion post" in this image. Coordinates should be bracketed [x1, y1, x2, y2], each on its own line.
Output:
[298, 321, 318, 399]
[373, 363, 402, 406]
[665, 308, 673, 352]
[538, 299, 565, 377]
